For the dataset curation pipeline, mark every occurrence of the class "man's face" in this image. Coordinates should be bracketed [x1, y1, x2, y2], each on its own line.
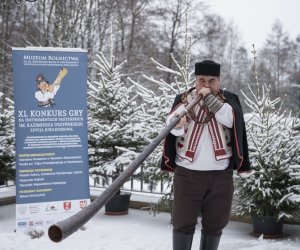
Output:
[38, 81, 49, 92]
[195, 75, 220, 95]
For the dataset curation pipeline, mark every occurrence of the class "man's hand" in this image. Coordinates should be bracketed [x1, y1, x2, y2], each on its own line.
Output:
[238, 170, 255, 178]
[47, 85, 54, 92]
[175, 115, 187, 129]
[198, 87, 211, 97]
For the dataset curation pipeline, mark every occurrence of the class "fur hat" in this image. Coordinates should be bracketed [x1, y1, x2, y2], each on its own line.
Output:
[195, 60, 221, 76]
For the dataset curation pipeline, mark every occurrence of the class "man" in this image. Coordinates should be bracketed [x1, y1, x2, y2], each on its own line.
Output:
[35, 74, 60, 107]
[161, 60, 251, 250]
[35, 68, 67, 107]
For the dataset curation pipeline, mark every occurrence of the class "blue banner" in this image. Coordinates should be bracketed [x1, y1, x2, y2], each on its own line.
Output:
[12, 48, 90, 231]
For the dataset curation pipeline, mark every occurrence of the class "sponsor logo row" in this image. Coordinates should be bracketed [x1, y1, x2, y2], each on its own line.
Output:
[16, 199, 89, 229]
[17, 219, 53, 227]
[17, 199, 89, 215]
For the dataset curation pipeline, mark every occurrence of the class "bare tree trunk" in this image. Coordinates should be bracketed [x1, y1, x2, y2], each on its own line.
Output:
[127, 0, 148, 59]
[0, 0, 19, 98]
[166, 0, 183, 83]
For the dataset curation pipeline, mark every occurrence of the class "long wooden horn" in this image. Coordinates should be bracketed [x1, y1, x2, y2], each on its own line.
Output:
[48, 94, 203, 242]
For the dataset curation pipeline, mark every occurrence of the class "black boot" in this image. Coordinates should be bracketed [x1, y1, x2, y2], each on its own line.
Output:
[199, 233, 221, 250]
[173, 231, 193, 250]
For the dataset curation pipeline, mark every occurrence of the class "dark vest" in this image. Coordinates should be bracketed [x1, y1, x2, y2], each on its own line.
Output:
[161, 89, 251, 173]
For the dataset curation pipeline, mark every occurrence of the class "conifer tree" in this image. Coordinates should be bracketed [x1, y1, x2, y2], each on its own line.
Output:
[235, 47, 300, 220]
[0, 93, 15, 183]
[88, 33, 145, 186]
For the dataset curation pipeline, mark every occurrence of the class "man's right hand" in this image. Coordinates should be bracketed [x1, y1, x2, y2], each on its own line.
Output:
[175, 115, 187, 128]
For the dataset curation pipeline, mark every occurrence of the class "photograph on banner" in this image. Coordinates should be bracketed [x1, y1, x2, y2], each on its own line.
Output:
[12, 48, 90, 232]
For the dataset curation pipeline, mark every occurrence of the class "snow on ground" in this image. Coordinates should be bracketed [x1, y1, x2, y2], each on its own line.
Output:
[0, 203, 299, 250]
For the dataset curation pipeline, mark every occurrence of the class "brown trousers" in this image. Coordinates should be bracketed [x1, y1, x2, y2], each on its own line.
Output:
[172, 166, 234, 236]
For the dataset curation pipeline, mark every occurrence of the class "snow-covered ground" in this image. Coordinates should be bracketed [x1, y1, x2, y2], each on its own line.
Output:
[0, 202, 299, 250]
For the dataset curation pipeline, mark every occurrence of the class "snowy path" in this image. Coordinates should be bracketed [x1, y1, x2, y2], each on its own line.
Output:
[0, 204, 299, 250]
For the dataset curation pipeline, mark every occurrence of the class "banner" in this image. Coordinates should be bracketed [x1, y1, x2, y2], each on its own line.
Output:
[12, 47, 90, 232]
